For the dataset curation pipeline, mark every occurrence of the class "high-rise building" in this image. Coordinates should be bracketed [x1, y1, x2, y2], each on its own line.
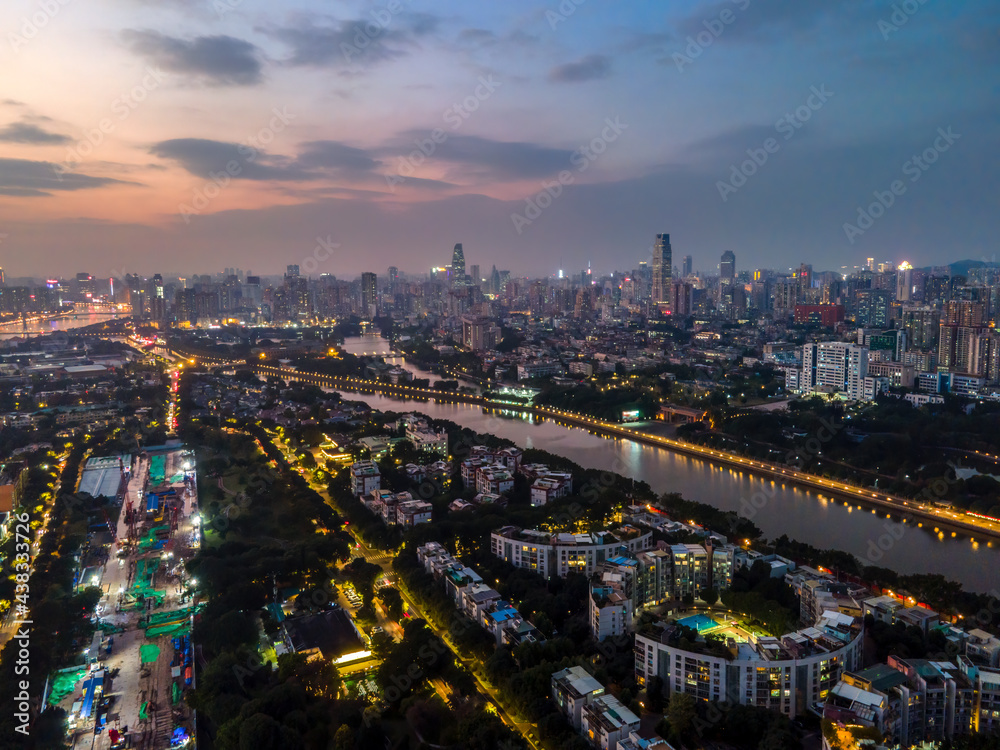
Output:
[461, 315, 499, 352]
[670, 281, 693, 316]
[901, 306, 941, 351]
[855, 289, 893, 328]
[720, 251, 736, 284]
[943, 299, 987, 327]
[387, 266, 399, 296]
[651, 233, 672, 311]
[0, 268, 5, 286]
[286, 264, 300, 277]
[76, 272, 94, 299]
[796, 264, 813, 302]
[774, 279, 798, 317]
[801, 342, 869, 400]
[451, 243, 466, 286]
[361, 272, 377, 317]
[896, 262, 913, 302]
[682, 255, 693, 278]
[469, 264, 480, 285]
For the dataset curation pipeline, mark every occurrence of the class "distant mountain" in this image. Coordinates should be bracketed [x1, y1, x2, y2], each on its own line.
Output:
[917, 259, 1000, 276]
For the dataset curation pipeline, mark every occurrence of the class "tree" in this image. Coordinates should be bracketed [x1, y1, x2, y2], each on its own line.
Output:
[667, 692, 697, 740]
[377, 586, 403, 621]
[333, 724, 356, 750]
[758, 716, 798, 750]
[645, 675, 665, 713]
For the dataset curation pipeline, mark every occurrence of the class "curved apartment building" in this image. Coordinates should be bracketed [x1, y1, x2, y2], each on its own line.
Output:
[635, 610, 864, 717]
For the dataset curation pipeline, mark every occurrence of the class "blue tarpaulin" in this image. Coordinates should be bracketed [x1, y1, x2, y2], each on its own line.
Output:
[79, 674, 100, 719]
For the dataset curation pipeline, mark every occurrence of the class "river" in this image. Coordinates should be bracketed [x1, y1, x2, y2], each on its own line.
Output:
[339, 338, 995, 592]
[0, 312, 123, 341]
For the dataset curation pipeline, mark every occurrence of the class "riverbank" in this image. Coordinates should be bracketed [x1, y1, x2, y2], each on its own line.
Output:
[246, 363, 998, 591]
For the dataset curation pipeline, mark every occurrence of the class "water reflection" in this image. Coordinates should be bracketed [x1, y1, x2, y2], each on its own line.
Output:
[341, 391, 996, 591]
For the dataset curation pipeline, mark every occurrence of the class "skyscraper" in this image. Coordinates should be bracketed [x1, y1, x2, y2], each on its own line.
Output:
[720, 251, 736, 284]
[651, 234, 672, 311]
[682, 255, 693, 277]
[286, 264, 300, 277]
[361, 272, 377, 318]
[451, 243, 466, 285]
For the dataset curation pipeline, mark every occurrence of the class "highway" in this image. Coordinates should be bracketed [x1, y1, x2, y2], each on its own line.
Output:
[249, 363, 1000, 544]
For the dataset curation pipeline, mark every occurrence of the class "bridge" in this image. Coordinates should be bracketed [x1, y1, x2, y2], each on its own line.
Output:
[246, 363, 1000, 544]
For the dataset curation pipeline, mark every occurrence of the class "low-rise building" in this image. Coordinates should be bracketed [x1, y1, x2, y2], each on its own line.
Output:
[477, 465, 514, 495]
[552, 665, 604, 730]
[582, 694, 641, 750]
[966, 629, 1000, 668]
[530, 472, 573, 506]
[589, 584, 633, 642]
[350, 461, 380, 496]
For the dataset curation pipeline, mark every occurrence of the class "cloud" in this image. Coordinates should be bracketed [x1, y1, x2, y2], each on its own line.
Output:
[0, 122, 70, 144]
[151, 138, 381, 181]
[151, 138, 303, 180]
[458, 28, 497, 44]
[264, 13, 439, 69]
[674, 0, 884, 44]
[548, 54, 612, 83]
[392, 133, 575, 180]
[294, 141, 380, 172]
[0, 158, 131, 196]
[123, 31, 263, 85]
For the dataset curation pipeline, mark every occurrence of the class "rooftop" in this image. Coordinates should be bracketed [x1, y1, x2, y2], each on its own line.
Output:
[552, 665, 604, 699]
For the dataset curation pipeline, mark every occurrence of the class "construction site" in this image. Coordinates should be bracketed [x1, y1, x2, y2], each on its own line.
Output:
[52, 447, 202, 750]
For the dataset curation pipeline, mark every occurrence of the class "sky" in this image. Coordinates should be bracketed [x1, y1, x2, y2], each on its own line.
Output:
[0, 0, 998, 280]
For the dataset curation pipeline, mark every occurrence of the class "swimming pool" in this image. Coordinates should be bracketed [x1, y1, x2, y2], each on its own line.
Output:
[677, 614, 720, 632]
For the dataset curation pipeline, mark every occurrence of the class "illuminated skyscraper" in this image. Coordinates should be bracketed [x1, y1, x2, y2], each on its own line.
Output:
[720, 251, 735, 284]
[451, 243, 466, 285]
[682, 255, 692, 277]
[651, 233, 672, 311]
[361, 272, 377, 317]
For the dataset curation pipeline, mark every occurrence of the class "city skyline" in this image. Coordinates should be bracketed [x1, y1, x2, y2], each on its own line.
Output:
[1, 0, 998, 276]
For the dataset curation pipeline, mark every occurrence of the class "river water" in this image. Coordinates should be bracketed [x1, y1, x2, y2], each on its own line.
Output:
[0, 312, 122, 340]
[340, 338, 996, 592]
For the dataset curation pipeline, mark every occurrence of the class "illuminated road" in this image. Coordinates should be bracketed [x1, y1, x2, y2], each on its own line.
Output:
[264, 430, 542, 749]
[249, 364, 1000, 544]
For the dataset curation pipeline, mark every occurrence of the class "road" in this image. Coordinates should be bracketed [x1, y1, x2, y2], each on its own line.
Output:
[0, 452, 69, 649]
[251, 364, 1000, 544]
[263, 430, 542, 750]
